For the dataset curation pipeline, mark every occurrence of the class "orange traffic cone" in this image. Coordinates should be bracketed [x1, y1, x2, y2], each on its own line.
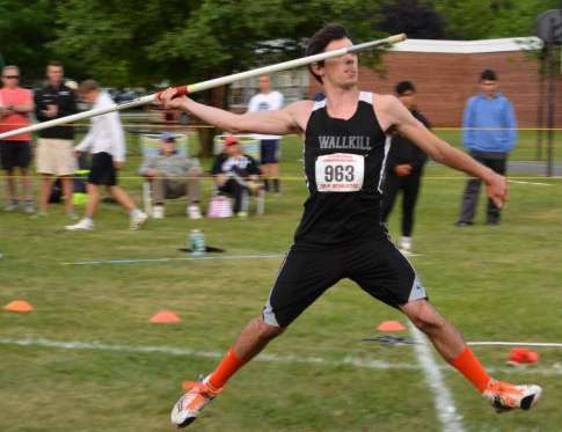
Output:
[150, 310, 181, 324]
[507, 348, 540, 365]
[3, 300, 34, 313]
[376, 320, 406, 332]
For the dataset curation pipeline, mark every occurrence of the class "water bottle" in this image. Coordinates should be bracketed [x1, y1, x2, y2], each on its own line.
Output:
[189, 229, 206, 257]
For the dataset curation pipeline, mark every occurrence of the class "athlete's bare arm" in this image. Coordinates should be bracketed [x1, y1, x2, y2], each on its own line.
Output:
[375, 94, 507, 207]
[158, 87, 312, 135]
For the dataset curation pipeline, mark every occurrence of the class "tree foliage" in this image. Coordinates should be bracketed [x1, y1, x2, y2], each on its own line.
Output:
[0, 0, 58, 81]
[434, 0, 561, 39]
[0, 0, 559, 87]
[379, 0, 445, 39]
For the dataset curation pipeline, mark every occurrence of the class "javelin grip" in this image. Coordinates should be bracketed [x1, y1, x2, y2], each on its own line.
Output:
[156, 86, 189, 101]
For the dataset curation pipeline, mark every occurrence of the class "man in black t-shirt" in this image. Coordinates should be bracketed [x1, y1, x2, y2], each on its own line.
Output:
[34, 61, 78, 217]
[382, 81, 430, 254]
[211, 135, 261, 217]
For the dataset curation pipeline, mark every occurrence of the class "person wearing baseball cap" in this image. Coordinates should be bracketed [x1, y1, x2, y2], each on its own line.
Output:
[211, 135, 261, 217]
[139, 131, 203, 219]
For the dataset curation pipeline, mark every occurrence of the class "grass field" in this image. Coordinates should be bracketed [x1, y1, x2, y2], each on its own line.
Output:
[1, 132, 561, 431]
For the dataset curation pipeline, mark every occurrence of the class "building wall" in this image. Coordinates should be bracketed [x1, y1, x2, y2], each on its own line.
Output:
[308, 51, 562, 127]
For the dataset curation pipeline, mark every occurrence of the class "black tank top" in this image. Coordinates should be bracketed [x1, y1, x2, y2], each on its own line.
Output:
[294, 92, 389, 246]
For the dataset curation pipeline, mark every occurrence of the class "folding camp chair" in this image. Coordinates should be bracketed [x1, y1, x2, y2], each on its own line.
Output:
[140, 133, 191, 216]
[213, 134, 265, 215]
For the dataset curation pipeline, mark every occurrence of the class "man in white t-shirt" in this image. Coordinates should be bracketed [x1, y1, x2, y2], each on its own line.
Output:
[247, 75, 284, 193]
[65, 80, 147, 231]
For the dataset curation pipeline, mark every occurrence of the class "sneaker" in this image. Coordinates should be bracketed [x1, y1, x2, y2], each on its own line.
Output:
[4, 200, 18, 212]
[483, 379, 542, 413]
[171, 377, 222, 428]
[187, 205, 202, 220]
[399, 236, 412, 253]
[65, 218, 94, 231]
[23, 200, 35, 214]
[152, 205, 164, 219]
[130, 210, 148, 230]
[455, 221, 473, 227]
[236, 211, 248, 219]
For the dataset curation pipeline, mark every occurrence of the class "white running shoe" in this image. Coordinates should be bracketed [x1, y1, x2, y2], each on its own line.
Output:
[171, 377, 222, 428]
[399, 236, 412, 254]
[187, 205, 202, 220]
[23, 201, 35, 214]
[130, 210, 148, 230]
[4, 201, 18, 212]
[483, 379, 542, 413]
[65, 218, 94, 231]
[152, 205, 164, 219]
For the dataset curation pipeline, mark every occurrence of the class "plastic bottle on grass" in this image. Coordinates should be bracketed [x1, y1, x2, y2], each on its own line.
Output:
[189, 230, 206, 257]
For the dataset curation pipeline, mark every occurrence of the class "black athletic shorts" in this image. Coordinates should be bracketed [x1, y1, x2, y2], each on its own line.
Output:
[0, 140, 32, 170]
[88, 152, 117, 186]
[262, 237, 427, 328]
[260, 139, 280, 164]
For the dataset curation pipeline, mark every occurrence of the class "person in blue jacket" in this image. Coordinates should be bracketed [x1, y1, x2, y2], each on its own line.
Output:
[456, 69, 517, 226]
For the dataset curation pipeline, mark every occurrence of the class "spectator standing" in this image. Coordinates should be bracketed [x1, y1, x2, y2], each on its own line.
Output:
[34, 61, 78, 217]
[139, 132, 203, 219]
[381, 81, 430, 254]
[0, 66, 34, 213]
[247, 74, 284, 194]
[212, 135, 261, 218]
[65, 80, 147, 231]
[456, 69, 517, 226]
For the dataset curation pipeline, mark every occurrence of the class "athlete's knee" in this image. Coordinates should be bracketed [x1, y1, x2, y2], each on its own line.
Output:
[252, 316, 285, 341]
[402, 300, 446, 334]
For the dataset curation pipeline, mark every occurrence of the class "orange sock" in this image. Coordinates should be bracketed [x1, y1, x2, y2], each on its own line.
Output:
[449, 346, 491, 392]
[208, 349, 245, 389]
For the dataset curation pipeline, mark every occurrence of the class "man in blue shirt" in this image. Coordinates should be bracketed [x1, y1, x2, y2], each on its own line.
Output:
[456, 69, 517, 226]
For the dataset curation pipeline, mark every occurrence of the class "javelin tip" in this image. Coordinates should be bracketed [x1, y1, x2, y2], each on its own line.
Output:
[387, 33, 407, 44]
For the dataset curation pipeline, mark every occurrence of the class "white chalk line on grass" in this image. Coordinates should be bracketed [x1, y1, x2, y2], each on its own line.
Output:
[0, 336, 414, 371]
[507, 180, 552, 187]
[62, 254, 284, 266]
[407, 322, 465, 432]
[1, 336, 560, 377]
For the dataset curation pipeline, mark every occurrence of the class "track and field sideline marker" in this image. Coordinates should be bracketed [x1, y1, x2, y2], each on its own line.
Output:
[468, 341, 562, 348]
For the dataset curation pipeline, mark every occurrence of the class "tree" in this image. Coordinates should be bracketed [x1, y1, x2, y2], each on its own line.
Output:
[378, 0, 445, 39]
[0, 0, 58, 82]
[434, 0, 561, 39]
[52, 0, 200, 86]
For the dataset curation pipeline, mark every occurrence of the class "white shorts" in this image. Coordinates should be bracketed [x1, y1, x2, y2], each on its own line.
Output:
[36, 138, 76, 176]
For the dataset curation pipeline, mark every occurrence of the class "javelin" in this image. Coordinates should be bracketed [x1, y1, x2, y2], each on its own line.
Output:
[0, 33, 406, 140]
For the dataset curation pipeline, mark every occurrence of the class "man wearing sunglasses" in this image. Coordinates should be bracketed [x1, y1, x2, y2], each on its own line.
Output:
[0, 65, 34, 213]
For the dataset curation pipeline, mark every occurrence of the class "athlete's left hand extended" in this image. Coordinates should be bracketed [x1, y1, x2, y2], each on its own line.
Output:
[485, 173, 508, 208]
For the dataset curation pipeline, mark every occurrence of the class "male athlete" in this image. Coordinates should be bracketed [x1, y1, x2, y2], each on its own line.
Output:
[160, 24, 541, 428]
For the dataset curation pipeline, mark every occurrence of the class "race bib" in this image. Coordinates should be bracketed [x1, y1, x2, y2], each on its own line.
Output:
[315, 153, 364, 192]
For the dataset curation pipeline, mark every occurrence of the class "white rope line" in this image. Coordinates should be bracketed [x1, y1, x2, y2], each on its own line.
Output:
[468, 341, 562, 348]
[61, 254, 284, 266]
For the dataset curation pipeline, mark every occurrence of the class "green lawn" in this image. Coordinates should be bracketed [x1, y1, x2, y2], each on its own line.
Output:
[1, 133, 561, 431]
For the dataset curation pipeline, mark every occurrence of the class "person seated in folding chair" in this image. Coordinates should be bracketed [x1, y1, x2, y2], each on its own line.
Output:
[139, 132, 203, 219]
[211, 135, 261, 218]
